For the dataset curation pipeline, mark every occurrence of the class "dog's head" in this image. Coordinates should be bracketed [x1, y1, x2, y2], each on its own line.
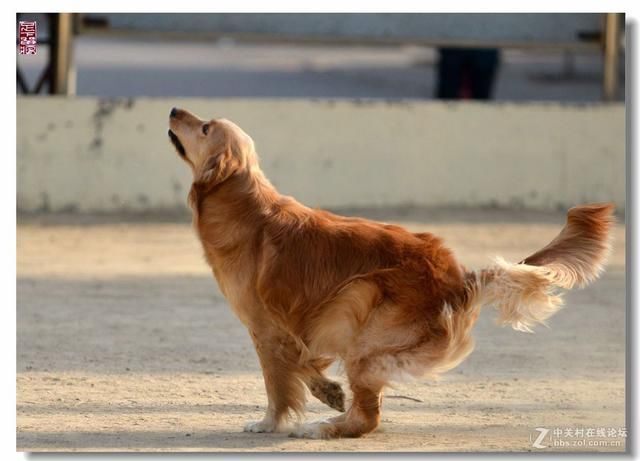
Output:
[168, 107, 256, 184]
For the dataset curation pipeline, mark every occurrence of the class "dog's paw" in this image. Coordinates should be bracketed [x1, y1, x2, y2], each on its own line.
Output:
[289, 420, 335, 439]
[308, 378, 346, 412]
[244, 418, 278, 433]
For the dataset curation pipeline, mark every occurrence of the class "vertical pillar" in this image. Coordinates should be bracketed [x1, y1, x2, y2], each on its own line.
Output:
[49, 13, 75, 95]
[603, 13, 621, 101]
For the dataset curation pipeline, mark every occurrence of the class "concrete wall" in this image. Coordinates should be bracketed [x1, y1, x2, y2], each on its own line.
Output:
[17, 97, 625, 213]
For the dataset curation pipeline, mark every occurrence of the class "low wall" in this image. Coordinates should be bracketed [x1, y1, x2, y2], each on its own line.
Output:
[17, 97, 625, 213]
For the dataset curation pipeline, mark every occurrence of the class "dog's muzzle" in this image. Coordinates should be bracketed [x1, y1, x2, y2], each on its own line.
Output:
[168, 129, 186, 157]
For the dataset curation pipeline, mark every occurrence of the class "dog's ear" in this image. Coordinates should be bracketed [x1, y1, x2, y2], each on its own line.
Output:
[196, 148, 236, 186]
[198, 152, 224, 184]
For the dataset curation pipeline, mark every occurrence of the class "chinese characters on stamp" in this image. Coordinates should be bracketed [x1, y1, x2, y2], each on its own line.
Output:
[18, 21, 37, 55]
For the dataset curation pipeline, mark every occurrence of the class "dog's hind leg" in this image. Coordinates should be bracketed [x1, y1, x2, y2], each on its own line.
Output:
[291, 356, 385, 439]
[303, 357, 345, 412]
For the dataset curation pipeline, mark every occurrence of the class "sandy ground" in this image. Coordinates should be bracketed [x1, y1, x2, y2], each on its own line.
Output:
[16, 209, 626, 452]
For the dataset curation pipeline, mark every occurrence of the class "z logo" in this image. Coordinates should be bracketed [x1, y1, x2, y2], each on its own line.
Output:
[531, 427, 550, 448]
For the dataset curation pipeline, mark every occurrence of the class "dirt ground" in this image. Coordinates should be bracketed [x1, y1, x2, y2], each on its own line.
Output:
[16, 208, 627, 452]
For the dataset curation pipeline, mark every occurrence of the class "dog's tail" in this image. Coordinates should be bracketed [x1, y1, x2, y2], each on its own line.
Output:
[464, 203, 615, 332]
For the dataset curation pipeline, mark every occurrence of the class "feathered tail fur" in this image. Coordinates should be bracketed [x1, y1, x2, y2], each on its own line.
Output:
[467, 203, 615, 332]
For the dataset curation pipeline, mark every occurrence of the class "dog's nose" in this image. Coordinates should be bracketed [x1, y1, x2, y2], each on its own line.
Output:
[170, 107, 178, 118]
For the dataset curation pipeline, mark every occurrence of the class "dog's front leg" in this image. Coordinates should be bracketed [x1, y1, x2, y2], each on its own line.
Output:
[243, 328, 307, 433]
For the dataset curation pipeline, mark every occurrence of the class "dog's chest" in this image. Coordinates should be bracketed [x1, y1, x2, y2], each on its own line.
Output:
[206, 251, 257, 326]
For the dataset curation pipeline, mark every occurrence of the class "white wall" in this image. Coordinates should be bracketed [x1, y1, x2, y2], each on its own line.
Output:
[17, 97, 625, 212]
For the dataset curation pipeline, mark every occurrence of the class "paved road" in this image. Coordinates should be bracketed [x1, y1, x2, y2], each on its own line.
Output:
[16, 210, 626, 452]
[17, 36, 622, 101]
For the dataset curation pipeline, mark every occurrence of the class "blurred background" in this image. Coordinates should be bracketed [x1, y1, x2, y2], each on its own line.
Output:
[16, 14, 627, 452]
[16, 13, 625, 215]
[17, 13, 625, 101]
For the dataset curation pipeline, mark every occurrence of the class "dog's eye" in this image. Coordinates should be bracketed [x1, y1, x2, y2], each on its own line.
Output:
[202, 124, 209, 135]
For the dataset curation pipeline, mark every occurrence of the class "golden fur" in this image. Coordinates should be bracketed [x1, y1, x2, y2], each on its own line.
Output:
[168, 108, 615, 439]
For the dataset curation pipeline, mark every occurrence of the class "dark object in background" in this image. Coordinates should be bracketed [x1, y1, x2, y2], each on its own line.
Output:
[436, 48, 500, 100]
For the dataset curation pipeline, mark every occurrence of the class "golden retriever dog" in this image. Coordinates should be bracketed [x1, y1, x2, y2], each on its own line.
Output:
[168, 107, 614, 439]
